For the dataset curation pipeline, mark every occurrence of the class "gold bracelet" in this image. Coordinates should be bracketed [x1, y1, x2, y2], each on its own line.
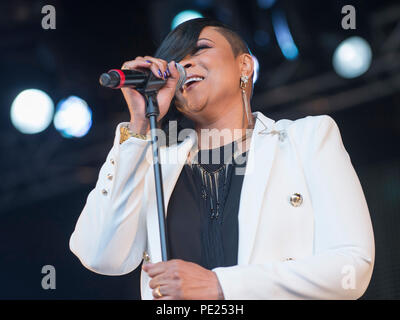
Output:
[119, 125, 148, 144]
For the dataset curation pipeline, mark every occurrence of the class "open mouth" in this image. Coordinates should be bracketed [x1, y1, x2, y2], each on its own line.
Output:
[181, 76, 204, 92]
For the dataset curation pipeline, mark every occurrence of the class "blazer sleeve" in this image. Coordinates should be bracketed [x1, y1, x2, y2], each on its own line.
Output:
[212, 115, 375, 299]
[69, 123, 152, 275]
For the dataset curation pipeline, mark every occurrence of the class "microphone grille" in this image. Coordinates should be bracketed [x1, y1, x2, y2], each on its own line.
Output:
[175, 62, 186, 91]
[99, 73, 111, 87]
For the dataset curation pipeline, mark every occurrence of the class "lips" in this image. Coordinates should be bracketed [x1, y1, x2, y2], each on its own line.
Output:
[181, 75, 205, 92]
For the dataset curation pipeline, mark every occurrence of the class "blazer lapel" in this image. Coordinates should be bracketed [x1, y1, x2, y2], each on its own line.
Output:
[237, 111, 278, 265]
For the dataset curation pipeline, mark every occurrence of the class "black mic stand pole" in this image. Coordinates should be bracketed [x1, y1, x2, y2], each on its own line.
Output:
[140, 88, 168, 262]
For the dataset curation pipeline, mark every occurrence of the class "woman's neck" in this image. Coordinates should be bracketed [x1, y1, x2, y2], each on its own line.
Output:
[194, 103, 255, 150]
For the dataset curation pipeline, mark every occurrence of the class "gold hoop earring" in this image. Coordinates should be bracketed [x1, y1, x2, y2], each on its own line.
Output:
[240, 75, 253, 127]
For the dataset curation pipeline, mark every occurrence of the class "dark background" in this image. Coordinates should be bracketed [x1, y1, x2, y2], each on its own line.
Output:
[0, 0, 399, 299]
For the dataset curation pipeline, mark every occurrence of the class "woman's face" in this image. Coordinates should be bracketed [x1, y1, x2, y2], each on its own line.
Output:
[175, 27, 242, 122]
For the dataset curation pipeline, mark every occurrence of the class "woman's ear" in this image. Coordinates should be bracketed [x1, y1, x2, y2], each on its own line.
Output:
[239, 53, 254, 78]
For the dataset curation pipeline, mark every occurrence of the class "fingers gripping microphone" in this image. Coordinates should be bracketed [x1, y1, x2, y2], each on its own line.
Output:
[99, 62, 186, 93]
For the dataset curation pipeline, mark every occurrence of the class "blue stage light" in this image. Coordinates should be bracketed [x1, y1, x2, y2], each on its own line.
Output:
[271, 10, 299, 60]
[10, 89, 54, 134]
[53, 96, 92, 138]
[333, 36, 372, 79]
[171, 10, 203, 30]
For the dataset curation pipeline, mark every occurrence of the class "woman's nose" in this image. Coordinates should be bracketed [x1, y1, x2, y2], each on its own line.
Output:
[178, 56, 193, 69]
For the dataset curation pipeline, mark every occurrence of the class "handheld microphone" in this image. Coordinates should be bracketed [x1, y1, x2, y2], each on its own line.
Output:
[99, 62, 186, 92]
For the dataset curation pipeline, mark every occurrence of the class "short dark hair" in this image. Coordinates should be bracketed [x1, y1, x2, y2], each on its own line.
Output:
[154, 18, 252, 146]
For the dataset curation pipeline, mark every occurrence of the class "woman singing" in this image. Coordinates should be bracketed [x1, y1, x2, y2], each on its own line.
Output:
[69, 18, 375, 300]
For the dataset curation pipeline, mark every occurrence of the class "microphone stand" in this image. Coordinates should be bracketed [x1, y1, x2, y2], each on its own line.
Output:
[138, 87, 168, 262]
[99, 66, 187, 262]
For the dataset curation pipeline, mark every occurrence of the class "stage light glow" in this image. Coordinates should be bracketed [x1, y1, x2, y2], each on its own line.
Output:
[271, 10, 299, 60]
[54, 96, 92, 138]
[252, 55, 259, 84]
[10, 89, 54, 134]
[257, 0, 276, 9]
[171, 10, 203, 30]
[333, 36, 372, 79]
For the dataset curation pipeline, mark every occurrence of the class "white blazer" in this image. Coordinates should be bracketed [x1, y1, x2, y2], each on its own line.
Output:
[69, 111, 375, 300]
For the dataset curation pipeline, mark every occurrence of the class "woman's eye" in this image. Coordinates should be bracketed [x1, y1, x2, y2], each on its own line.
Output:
[193, 45, 210, 54]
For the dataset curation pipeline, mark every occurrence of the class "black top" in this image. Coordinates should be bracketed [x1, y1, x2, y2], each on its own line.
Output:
[166, 140, 248, 270]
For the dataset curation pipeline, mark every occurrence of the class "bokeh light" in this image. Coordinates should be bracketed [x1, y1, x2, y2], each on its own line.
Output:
[271, 9, 299, 60]
[53, 96, 92, 138]
[10, 89, 54, 134]
[171, 10, 203, 30]
[333, 36, 372, 79]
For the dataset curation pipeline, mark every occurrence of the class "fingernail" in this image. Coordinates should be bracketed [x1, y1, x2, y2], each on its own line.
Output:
[145, 60, 152, 64]
[158, 69, 163, 77]
[164, 71, 168, 79]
